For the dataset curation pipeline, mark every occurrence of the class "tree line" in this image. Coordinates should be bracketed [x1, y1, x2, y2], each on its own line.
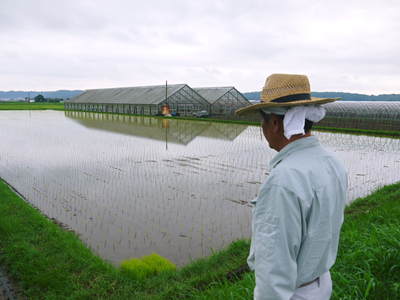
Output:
[33, 94, 63, 103]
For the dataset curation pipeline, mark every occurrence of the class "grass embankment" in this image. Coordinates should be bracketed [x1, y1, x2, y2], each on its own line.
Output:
[0, 102, 64, 110]
[0, 178, 249, 299]
[1, 178, 399, 299]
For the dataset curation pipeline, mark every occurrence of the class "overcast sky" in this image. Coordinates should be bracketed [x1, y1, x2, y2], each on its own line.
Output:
[1, 0, 399, 94]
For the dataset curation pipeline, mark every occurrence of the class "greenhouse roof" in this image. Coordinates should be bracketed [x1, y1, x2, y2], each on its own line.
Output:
[193, 87, 235, 104]
[68, 84, 188, 105]
[324, 101, 400, 118]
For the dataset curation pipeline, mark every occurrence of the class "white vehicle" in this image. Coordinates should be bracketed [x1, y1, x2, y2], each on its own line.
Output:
[192, 110, 209, 118]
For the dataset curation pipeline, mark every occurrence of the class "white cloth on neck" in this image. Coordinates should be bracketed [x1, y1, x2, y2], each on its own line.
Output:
[262, 105, 326, 139]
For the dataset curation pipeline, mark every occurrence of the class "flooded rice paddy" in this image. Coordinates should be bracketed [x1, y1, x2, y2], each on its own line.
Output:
[0, 110, 399, 266]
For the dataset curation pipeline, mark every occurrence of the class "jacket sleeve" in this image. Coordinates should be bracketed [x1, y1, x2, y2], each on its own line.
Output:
[253, 184, 302, 300]
[247, 197, 259, 271]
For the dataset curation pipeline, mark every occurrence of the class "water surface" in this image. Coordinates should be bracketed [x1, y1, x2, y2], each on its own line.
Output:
[0, 110, 399, 266]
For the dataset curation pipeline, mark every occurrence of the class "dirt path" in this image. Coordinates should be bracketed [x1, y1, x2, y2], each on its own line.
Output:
[0, 267, 18, 300]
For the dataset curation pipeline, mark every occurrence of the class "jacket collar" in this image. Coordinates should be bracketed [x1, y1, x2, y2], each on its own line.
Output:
[269, 136, 320, 170]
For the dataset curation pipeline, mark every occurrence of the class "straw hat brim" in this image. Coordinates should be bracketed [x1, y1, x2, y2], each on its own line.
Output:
[236, 97, 339, 116]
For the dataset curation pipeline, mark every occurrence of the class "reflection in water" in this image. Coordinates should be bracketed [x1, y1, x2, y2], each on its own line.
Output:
[0, 110, 399, 267]
[65, 111, 247, 145]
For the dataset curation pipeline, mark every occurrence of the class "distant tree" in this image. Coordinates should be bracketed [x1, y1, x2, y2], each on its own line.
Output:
[34, 94, 46, 102]
[47, 98, 63, 103]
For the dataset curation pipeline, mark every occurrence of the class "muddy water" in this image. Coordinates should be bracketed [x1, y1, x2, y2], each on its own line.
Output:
[0, 110, 399, 266]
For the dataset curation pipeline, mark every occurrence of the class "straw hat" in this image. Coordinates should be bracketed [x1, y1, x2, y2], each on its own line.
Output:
[236, 74, 339, 116]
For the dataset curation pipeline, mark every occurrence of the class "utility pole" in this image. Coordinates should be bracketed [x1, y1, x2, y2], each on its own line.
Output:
[165, 80, 168, 104]
[165, 80, 169, 150]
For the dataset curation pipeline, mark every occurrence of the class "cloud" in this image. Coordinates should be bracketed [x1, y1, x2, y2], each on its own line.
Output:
[0, 0, 399, 94]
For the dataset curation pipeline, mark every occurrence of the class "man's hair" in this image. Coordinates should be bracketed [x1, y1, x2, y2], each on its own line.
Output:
[304, 119, 314, 132]
[259, 110, 314, 132]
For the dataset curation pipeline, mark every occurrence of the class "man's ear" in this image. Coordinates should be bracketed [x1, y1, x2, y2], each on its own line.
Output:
[272, 115, 283, 134]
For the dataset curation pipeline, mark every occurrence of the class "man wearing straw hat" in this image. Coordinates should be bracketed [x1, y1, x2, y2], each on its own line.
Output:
[236, 74, 347, 300]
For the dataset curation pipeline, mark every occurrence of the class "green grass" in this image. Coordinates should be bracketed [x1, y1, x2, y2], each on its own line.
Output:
[0, 180, 137, 299]
[0, 177, 399, 299]
[0, 102, 64, 110]
[150, 183, 400, 300]
[330, 184, 400, 299]
[0, 178, 250, 299]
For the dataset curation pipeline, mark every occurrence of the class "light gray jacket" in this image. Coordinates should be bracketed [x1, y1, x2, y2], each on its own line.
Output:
[248, 136, 347, 300]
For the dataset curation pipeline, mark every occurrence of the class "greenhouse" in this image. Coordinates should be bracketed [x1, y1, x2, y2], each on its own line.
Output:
[193, 87, 250, 116]
[320, 101, 400, 131]
[65, 84, 210, 116]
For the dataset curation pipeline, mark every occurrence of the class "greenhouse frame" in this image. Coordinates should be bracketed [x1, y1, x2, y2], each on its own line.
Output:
[193, 87, 250, 116]
[65, 84, 210, 117]
[320, 101, 400, 131]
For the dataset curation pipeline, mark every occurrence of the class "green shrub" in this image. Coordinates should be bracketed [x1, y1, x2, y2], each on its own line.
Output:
[120, 253, 176, 280]
[141, 253, 177, 273]
[120, 258, 153, 280]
